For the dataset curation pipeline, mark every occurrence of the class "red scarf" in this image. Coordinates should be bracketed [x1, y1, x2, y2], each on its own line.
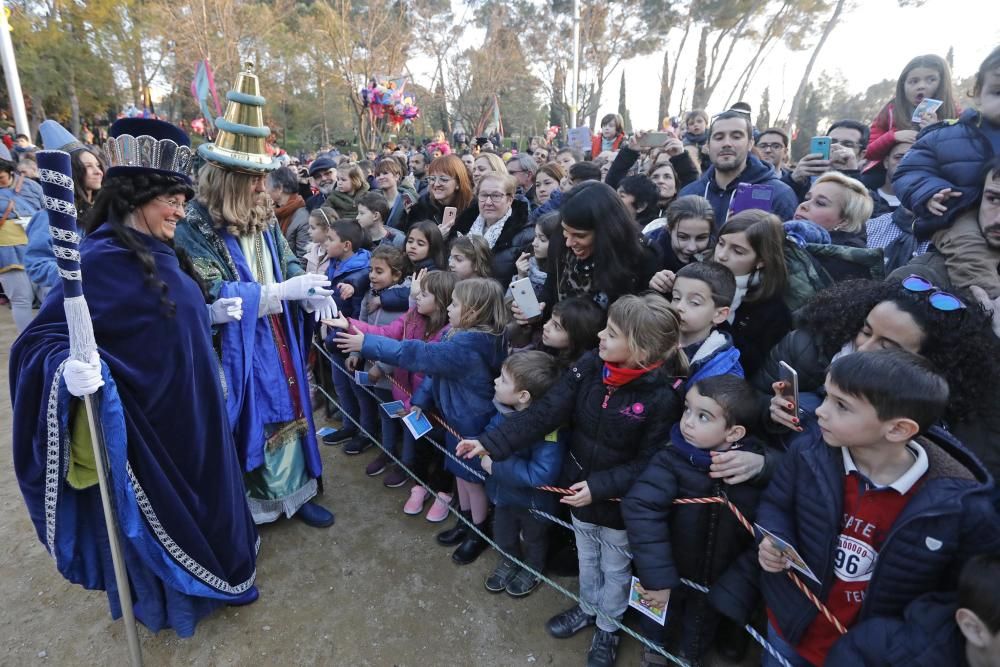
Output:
[274, 194, 306, 234]
[602, 360, 663, 387]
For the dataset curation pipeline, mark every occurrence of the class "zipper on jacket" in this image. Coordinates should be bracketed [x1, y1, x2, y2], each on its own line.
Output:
[601, 386, 616, 409]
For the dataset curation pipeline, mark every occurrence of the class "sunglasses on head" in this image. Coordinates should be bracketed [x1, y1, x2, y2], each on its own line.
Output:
[901, 275, 966, 312]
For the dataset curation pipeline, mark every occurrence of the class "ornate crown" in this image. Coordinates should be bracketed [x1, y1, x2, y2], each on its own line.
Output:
[104, 133, 194, 179]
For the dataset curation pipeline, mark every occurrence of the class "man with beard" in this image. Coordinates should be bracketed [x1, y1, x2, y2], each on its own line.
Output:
[678, 110, 797, 228]
[889, 158, 1000, 334]
[409, 150, 429, 194]
[305, 155, 337, 211]
[174, 64, 337, 528]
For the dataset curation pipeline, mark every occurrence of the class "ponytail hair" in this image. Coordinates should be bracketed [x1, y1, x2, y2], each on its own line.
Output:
[607, 293, 688, 374]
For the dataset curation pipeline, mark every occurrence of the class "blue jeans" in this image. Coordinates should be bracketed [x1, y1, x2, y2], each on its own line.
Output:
[328, 349, 361, 430]
[572, 516, 631, 632]
[352, 383, 399, 454]
[763, 622, 814, 667]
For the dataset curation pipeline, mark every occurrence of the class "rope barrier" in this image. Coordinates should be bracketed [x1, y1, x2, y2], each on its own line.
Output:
[310, 378, 692, 667]
[312, 336, 846, 650]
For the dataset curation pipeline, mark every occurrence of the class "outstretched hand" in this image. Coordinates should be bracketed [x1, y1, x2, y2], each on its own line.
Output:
[335, 326, 365, 353]
[927, 188, 962, 216]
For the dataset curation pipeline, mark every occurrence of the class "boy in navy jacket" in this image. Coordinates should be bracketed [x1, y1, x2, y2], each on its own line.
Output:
[623, 375, 763, 664]
[669, 261, 744, 388]
[482, 351, 565, 598]
[739, 349, 1000, 666]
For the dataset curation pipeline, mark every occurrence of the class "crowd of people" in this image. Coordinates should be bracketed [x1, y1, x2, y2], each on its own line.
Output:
[6, 48, 1000, 667]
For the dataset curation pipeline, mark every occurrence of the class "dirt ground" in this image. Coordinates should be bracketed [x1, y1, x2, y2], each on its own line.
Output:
[0, 308, 756, 667]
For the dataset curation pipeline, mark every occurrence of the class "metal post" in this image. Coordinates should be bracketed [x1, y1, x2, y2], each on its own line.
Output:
[84, 393, 144, 667]
[0, 0, 29, 136]
[570, 0, 580, 127]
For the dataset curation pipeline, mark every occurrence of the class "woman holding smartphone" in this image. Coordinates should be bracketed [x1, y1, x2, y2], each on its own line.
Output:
[405, 154, 474, 234]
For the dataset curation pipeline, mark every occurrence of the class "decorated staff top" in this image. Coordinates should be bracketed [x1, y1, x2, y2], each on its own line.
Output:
[36, 150, 83, 298]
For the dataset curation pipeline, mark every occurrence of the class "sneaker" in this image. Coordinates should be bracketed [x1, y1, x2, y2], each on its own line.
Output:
[586, 628, 619, 667]
[343, 436, 371, 455]
[639, 646, 670, 667]
[546, 605, 596, 639]
[425, 492, 453, 523]
[383, 464, 408, 488]
[505, 567, 541, 597]
[322, 426, 356, 446]
[365, 452, 390, 476]
[403, 486, 429, 515]
[485, 558, 521, 593]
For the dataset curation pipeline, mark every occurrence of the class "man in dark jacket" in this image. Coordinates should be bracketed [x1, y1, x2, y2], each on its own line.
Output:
[783, 120, 870, 203]
[678, 111, 797, 228]
[306, 155, 337, 211]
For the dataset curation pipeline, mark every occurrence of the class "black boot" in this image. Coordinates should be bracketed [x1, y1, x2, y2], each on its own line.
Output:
[436, 510, 471, 546]
[452, 521, 490, 565]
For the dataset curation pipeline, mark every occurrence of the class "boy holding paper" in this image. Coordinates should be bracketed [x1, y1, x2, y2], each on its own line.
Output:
[727, 349, 1000, 666]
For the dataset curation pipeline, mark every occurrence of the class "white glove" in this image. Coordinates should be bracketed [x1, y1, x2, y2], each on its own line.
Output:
[208, 297, 243, 324]
[302, 295, 338, 322]
[273, 274, 333, 301]
[64, 351, 104, 397]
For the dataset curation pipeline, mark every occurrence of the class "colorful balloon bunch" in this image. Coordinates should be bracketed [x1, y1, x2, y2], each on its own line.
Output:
[360, 78, 421, 129]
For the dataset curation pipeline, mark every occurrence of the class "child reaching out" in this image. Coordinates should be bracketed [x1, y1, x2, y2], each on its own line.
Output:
[449, 235, 494, 280]
[457, 293, 688, 667]
[743, 349, 1000, 667]
[623, 375, 764, 664]
[343, 246, 410, 459]
[336, 278, 508, 564]
[326, 270, 458, 504]
[481, 351, 565, 598]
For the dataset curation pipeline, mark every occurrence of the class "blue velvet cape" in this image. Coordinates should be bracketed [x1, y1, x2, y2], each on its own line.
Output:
[10, 224, 259, 637]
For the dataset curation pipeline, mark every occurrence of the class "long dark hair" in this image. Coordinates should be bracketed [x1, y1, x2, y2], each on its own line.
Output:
[70, 147, 104, 217]
[84, 172, 204, 317]
[713, 210, 787, 302]
[798, 279, 1000, 426]
[549, 181, 644, 299]
[891, 54, 957, 130]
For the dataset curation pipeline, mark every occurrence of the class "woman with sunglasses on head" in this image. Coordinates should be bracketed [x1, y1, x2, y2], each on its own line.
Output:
[745, 277, 1000, 485]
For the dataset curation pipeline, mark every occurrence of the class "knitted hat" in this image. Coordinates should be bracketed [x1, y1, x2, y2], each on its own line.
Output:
[39, 120, 86, 153]
[103, 118, 194, 185]
[198, 62, 278, 174]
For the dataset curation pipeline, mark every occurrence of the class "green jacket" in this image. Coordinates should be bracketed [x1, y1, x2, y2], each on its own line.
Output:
[324, 182, 370, 220]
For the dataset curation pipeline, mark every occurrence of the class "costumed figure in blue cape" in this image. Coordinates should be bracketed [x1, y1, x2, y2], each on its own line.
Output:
[10, 118, 260, 637]
[173, 63, 336, 528]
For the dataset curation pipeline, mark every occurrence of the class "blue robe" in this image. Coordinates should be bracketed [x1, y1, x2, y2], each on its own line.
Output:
[173, 202, 322, 522]
[10, 224, 259, 637]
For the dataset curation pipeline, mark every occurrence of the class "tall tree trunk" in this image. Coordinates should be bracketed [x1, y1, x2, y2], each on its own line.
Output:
[657, 49, 670, 125]
[692, 26, 708, 109]
[666, 18, 692, 113]
[785, 0, 847, 133]
[68, 76, 81, 137]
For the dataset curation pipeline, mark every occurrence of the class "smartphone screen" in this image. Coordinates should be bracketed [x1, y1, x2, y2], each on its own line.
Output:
[778, 361, 800, 416]
[809, 137, 831, 160]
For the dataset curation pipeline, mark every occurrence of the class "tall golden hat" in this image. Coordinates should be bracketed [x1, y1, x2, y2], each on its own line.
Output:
[197, 62, 278, 174]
